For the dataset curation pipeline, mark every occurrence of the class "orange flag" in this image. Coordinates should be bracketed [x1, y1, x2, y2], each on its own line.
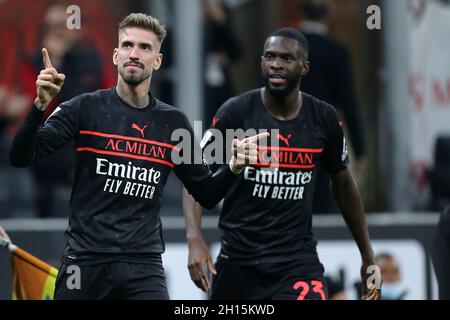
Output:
[11, 247, 58, 300]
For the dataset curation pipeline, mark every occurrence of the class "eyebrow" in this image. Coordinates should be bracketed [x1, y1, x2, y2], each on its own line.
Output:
[121, 40, 154, 49]
[264, 50, 297, 58]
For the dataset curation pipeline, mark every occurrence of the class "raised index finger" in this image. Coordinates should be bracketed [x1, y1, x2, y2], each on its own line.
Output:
[42, 48, 53, 69]
[247, 132, 270, 143]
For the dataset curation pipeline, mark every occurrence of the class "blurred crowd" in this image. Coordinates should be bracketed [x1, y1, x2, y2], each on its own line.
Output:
[0, 0, 116, 218]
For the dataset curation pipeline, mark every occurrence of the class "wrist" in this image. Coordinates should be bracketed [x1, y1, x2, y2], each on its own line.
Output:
[361, 250, 375, 263]
[187, 233, 204, 243]
[34, 98, 49, 111]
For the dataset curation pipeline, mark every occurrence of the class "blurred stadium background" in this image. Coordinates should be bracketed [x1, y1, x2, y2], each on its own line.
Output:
[0, 0, 449, 300]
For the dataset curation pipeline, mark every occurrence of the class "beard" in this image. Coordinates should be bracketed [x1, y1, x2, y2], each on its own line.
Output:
[119, 65, 151, 85]
[263, 73, 301, 99]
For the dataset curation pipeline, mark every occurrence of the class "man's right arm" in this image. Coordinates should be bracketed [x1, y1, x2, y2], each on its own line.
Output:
[10, 48, 68, 167]
[9, 103, 77, 167]
[9, 105, 46, 167]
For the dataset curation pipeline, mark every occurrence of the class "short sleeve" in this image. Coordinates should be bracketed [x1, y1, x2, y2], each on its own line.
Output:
[321, 104, 350, 174]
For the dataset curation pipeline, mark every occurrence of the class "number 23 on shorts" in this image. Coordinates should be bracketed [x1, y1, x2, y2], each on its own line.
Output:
[293, 280, 327, 300]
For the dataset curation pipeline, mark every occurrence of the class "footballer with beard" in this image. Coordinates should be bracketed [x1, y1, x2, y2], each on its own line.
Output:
[183, 28, 381, 300]
[9, 13, 266, 300]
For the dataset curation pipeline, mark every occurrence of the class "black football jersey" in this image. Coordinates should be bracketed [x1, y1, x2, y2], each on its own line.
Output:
[10, 88, 236, 264]
[201, 88, 349, 265]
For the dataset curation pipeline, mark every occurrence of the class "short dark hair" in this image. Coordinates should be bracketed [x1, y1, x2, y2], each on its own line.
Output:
[118, 13, 167, 44]
[266, 28, 309, 58]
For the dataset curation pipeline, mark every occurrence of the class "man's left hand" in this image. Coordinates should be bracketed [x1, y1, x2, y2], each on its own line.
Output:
[360, 260, 382, 300]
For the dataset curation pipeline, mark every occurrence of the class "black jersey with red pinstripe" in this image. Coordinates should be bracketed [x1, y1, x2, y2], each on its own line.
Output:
[202, 88, 349, 265]
[10, 87, 235, 264]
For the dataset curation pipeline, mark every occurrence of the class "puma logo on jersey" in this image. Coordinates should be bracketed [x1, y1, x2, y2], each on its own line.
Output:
[131, 123, 148, 138]
[277, 133, 293, 147]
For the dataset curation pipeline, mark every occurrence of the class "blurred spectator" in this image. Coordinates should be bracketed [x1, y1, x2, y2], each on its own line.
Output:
[430, 136, 450, 211]
[0, 0, 116, 219]
[19, 3, 108, 217]
[0, 86, 35, 218]
[203, 0, 241, 126]
[376, 252, 408, 300]
[152, 28, 175, 106]
[298, 0, 366, 214]
[353, 252, 407, 299]
[0, 88, 30, 134]
[431, 205, 450, 300]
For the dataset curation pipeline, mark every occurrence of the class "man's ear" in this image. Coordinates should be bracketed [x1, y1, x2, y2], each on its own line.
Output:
[301, 61, 310, 76]
[112, 48, 118, 66]
[153, 53, 163, 70]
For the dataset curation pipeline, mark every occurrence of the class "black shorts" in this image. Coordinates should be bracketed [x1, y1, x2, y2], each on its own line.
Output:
[54, 261, 169, 300]
[210, 259, 327, 300]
